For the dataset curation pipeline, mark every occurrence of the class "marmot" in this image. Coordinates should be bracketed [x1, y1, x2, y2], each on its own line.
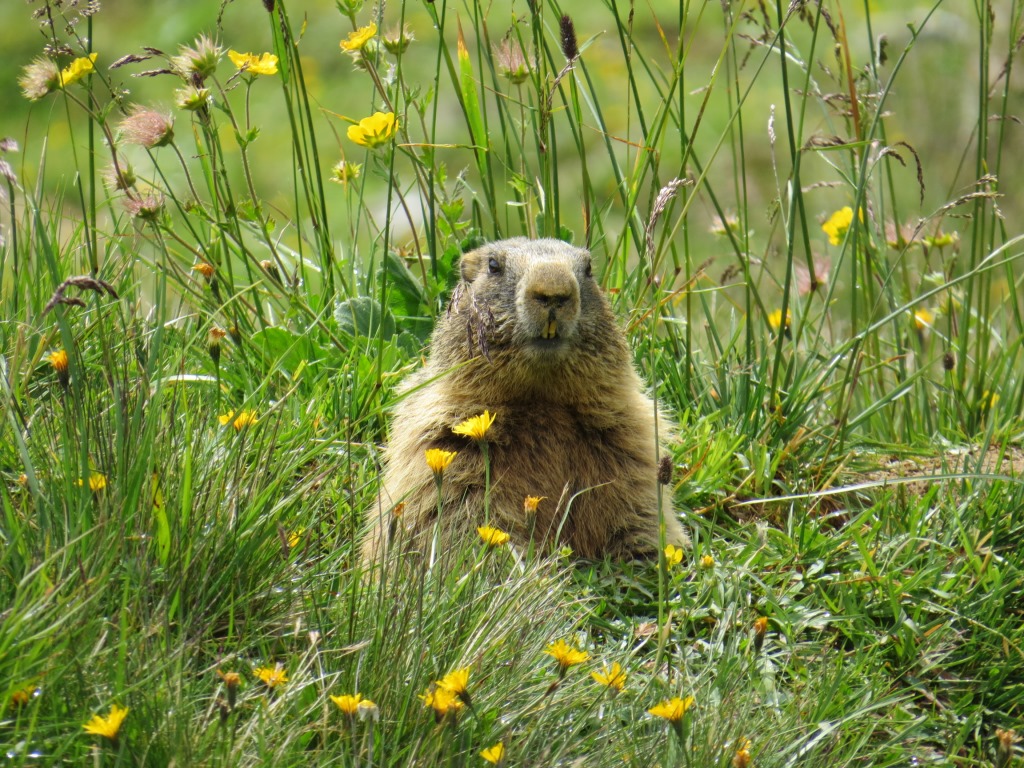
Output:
[362, 237, 689, 564]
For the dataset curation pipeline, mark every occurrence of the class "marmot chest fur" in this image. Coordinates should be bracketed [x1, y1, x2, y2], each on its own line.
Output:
[362, 237, 689, 563]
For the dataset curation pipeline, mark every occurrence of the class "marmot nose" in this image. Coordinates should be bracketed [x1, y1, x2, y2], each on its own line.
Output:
[526, 262, 579, 310]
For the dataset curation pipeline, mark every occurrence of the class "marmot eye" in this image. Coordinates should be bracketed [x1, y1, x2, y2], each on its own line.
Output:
[584, 260, 593, 278]
[488, 257, 502, 275]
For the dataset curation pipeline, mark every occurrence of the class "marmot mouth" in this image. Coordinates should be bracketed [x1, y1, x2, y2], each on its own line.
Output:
[540, 319, 559, 339]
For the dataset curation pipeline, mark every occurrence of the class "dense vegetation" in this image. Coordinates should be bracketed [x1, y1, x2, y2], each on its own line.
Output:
[1, 0, 1022, 765]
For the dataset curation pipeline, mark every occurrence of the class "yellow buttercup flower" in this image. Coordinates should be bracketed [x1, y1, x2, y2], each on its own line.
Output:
[733, 739, 753, 768]
[425, 448, 457, 475]
[227, 50, 279, 76]
[822, 206, 854, 246]
[347, 111, 398, 148]
[254, 664, 288, 688]
[83, 704, 128, 740]
[664, 544, 684, 567]
[700, 554, 715, 569]
[591, 661, 627, 692]
[340, 23, 378, 52]
[480, 742, 505, 765]
[767, 308, 791, 333]
[477, 525, 510, 548]
[452, 410, 495, 441]
[648, 695, 695, 722]
[60, 53, 98, 88]
[544, 639, 589, 671]
[912, 308, 934, 332]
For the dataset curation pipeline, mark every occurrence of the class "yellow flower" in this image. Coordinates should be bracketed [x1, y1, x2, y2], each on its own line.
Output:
[227, 50, 279, 76]
[913, 308, 934, 332]
[452, 410, 495, 441]
[591, 661, 627, 692]
[192, 262, 215, 279]
[347, 111, 398, 149]
[700, 554, 715, 569]
[217, 670, 241, 689]
[60, 53, 98, 88]
[648, 695, 695, 722]
[219, 410, 258, 430]
[425, 448, 457, 476]
[254, 664, 288, 688]
[733, 739, 753, 768]
[10, 684, 36, 708]
[330, 692, 375, 716]
[544, 639, 589, 670]
[767, 308, 791, 333]
[477, 525, 510, 548]
[753, 616, 769, 636]
[340, 23, 378, 52]
[288, 527, 305, 547]
[46, 349, 69, 373]
[524, 495, 545, 513]
[83, 704, 128, 740]
[438, 667, 472, 704]
[420, 685, 464, 720]
[664, 544, 684, 567]
[480, 742, 505, 765]
[77, 472, 107, 492]
[822, 206, 854, 246]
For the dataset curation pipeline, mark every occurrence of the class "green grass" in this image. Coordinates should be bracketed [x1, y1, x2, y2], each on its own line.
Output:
[2, 0, 1023, 765]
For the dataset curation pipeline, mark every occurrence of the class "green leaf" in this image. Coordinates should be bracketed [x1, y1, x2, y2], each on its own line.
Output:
[334, 296, 396, 339]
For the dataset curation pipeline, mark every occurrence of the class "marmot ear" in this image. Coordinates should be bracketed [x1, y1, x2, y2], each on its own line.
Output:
[460, 248, 483, 282]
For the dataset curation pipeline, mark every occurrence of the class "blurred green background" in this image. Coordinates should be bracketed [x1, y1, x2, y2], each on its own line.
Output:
[2, 1, 1021, 254]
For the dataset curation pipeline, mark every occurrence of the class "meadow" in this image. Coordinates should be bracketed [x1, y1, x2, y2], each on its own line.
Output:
[1, 0, 1022, 765]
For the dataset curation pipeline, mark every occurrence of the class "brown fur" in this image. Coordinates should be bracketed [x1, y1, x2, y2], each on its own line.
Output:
[362, 238, 689, 564]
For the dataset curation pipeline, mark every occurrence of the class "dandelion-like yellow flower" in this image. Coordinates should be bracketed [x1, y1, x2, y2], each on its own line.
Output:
[420, 685, 463, 720]
[767, 308, 791, 333]
[452, 410, 495, 441]
[822, 206, 854, 246]
[219, 410, 258, 430]
[664, 544, 684, 567]
[330, 692, 375, 716]
[192, 262, 216, 279]
[217, 670, 241, 689]
[591, 661, 627, 692]
[47, 349, 69, 374]
[477, 525, 511, 548]
[733, 739, 753, 768]
[77, 472, 107, 492]
[83, 704, 128, 740]
[753, 616, 769, 636]
[438, 667, 471, 704]
[347, 112, 398, 149]
[254, 664, 288, 688]
[700, 554, 715, 569]
[913, 308, 934, 332]
[480, 742, 505, 765]
[10, 684, 36, 708]
[648, 695, 695, 722]
[227, 50, 279, 76]
[544, 639, 589, 670]
[340, 23, 378, 52]
[524, 495, 545, 513]
[60, 53, 98, 88]
[425, 448, 457, 476]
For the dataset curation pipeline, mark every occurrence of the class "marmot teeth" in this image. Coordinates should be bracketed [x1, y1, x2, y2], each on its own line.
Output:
[542, 320, 558, 339]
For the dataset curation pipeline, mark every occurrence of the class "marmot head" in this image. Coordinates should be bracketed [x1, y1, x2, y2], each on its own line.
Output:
[439, 238, 628, 389]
